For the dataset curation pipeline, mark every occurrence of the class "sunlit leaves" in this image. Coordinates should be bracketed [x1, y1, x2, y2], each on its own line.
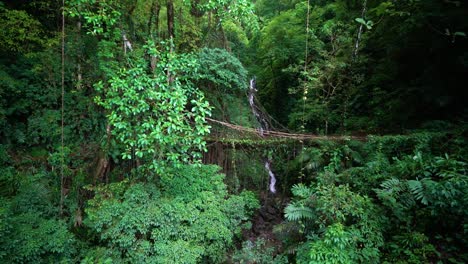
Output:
[307, 223, 355, 264]
[0, 6, 44, 53]
[355, 17, 373, 30]
[190, 0, 259, 32]
[68, 0, 122, 36]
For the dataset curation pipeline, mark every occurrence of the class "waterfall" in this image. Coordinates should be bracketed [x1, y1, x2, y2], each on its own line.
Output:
[265, 160, 276, 193]
[249, 79, 269, 136]
[249, 78, 277, 193]
[248, 79, 256, 107]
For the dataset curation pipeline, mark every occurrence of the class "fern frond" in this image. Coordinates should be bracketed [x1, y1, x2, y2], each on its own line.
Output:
[380, 178, 404, 194]
[285, 203, 315, 221]
[291, 184, 314, 199]
[408, 180, 428, 205]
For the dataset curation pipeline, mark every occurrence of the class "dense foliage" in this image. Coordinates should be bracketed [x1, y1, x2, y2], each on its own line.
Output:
[95, 41, 212, 173]
[0, 0, 466, 263]
[281, 132, 467, 263]
[83, 165, 258, 263]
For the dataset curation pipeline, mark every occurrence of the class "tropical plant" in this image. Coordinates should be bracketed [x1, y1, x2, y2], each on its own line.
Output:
[84, 165, 259, 263]
[0, 170, 77, 263]
[94, 40, 211, 174]
[284, 182, 384, 263]
[232, 238, 287, 264]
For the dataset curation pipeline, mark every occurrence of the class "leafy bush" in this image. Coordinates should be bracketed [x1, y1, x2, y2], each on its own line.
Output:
[95, 41, 211, 174]
[285, 183, 384, 263]
[84, 165, 259, 263]
[0, 171, 77, 263]
[282, 132, 468, 263]
[232, 238, 287, 264]
[195, 48, 248, 92]
[375, 153, 468, 263]
[192, 48, 251, 124]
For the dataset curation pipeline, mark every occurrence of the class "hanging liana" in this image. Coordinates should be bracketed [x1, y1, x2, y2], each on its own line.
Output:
[60, 0, 65, 217]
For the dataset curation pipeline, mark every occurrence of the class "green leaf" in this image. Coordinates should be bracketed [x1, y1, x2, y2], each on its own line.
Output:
[355, 18, 366, 25]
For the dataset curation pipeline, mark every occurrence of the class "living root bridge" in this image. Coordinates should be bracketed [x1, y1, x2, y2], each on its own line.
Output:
[206, 117, 368, 143]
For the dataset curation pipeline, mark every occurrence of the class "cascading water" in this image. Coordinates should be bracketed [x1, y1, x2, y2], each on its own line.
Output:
[265, 160, 276, 193]
[249, 79, 269, 136]
[249, 78, 277, 193]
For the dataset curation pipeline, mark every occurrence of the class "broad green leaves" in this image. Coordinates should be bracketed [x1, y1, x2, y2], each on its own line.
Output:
[70, 0, 213, 174]
[189, 0, 259, 32]
[355, 17, 373, 30]
[307, 223, 356, 264]
[68, 0, 122, 36]
[95, 41, 212, 174]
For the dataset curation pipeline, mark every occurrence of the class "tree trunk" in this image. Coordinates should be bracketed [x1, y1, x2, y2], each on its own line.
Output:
[167, 0, 175, 39]
[126, 1, 137, 39]
[220, 23, 230, 52]
[148, 0, 161, 37]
